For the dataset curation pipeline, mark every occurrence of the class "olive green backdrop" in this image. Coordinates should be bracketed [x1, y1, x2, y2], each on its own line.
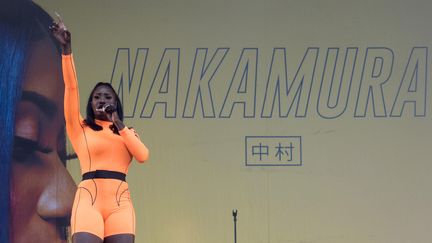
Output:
[36, 0, 432, 242]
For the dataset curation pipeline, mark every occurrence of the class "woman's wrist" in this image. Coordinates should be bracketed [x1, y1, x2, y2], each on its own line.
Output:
[113, 119, 125, 131]
[62, 44, 72, 55]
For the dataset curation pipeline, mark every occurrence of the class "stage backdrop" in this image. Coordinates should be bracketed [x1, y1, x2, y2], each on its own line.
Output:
[36, 0, 432, 242]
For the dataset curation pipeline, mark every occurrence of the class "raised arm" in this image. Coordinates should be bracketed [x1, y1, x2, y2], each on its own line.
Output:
[50, 18, 83, 138]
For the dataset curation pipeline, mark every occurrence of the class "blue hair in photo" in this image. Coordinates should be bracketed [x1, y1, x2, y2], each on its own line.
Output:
[0, 1, 59, 241]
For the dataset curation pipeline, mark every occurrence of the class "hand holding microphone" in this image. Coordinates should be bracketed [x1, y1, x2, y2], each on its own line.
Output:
[96, 103, 121, 125]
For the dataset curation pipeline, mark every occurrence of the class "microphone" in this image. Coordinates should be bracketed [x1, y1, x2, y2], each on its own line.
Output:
[96, 104, 116, 114]
[232, 209, 238, 243]
[103, 104, 116, 114]
[232, 209, 238, 222]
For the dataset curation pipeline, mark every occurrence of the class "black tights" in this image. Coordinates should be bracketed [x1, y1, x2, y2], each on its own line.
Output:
[72, 232, 135, 243]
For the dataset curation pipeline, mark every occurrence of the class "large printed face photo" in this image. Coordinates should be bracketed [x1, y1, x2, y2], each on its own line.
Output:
[3, 1, 76, 242]
[11, 38, 75, 243]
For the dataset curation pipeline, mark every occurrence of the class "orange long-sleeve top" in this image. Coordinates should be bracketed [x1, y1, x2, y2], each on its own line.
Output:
[62, 54, 149, 175]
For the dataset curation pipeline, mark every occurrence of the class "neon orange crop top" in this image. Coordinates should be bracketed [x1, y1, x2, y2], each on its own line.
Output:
[62, 54, 149, 174]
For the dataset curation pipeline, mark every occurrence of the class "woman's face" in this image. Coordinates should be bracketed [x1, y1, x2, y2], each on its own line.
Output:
[10, 39, 76, 243]
[91, 85, 117, 120]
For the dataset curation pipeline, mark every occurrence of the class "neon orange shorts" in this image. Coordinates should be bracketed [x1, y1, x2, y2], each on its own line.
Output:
[71, 178, 135, 239]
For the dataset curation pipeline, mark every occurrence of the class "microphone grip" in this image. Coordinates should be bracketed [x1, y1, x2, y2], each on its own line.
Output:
[103, 104, 116, 114]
